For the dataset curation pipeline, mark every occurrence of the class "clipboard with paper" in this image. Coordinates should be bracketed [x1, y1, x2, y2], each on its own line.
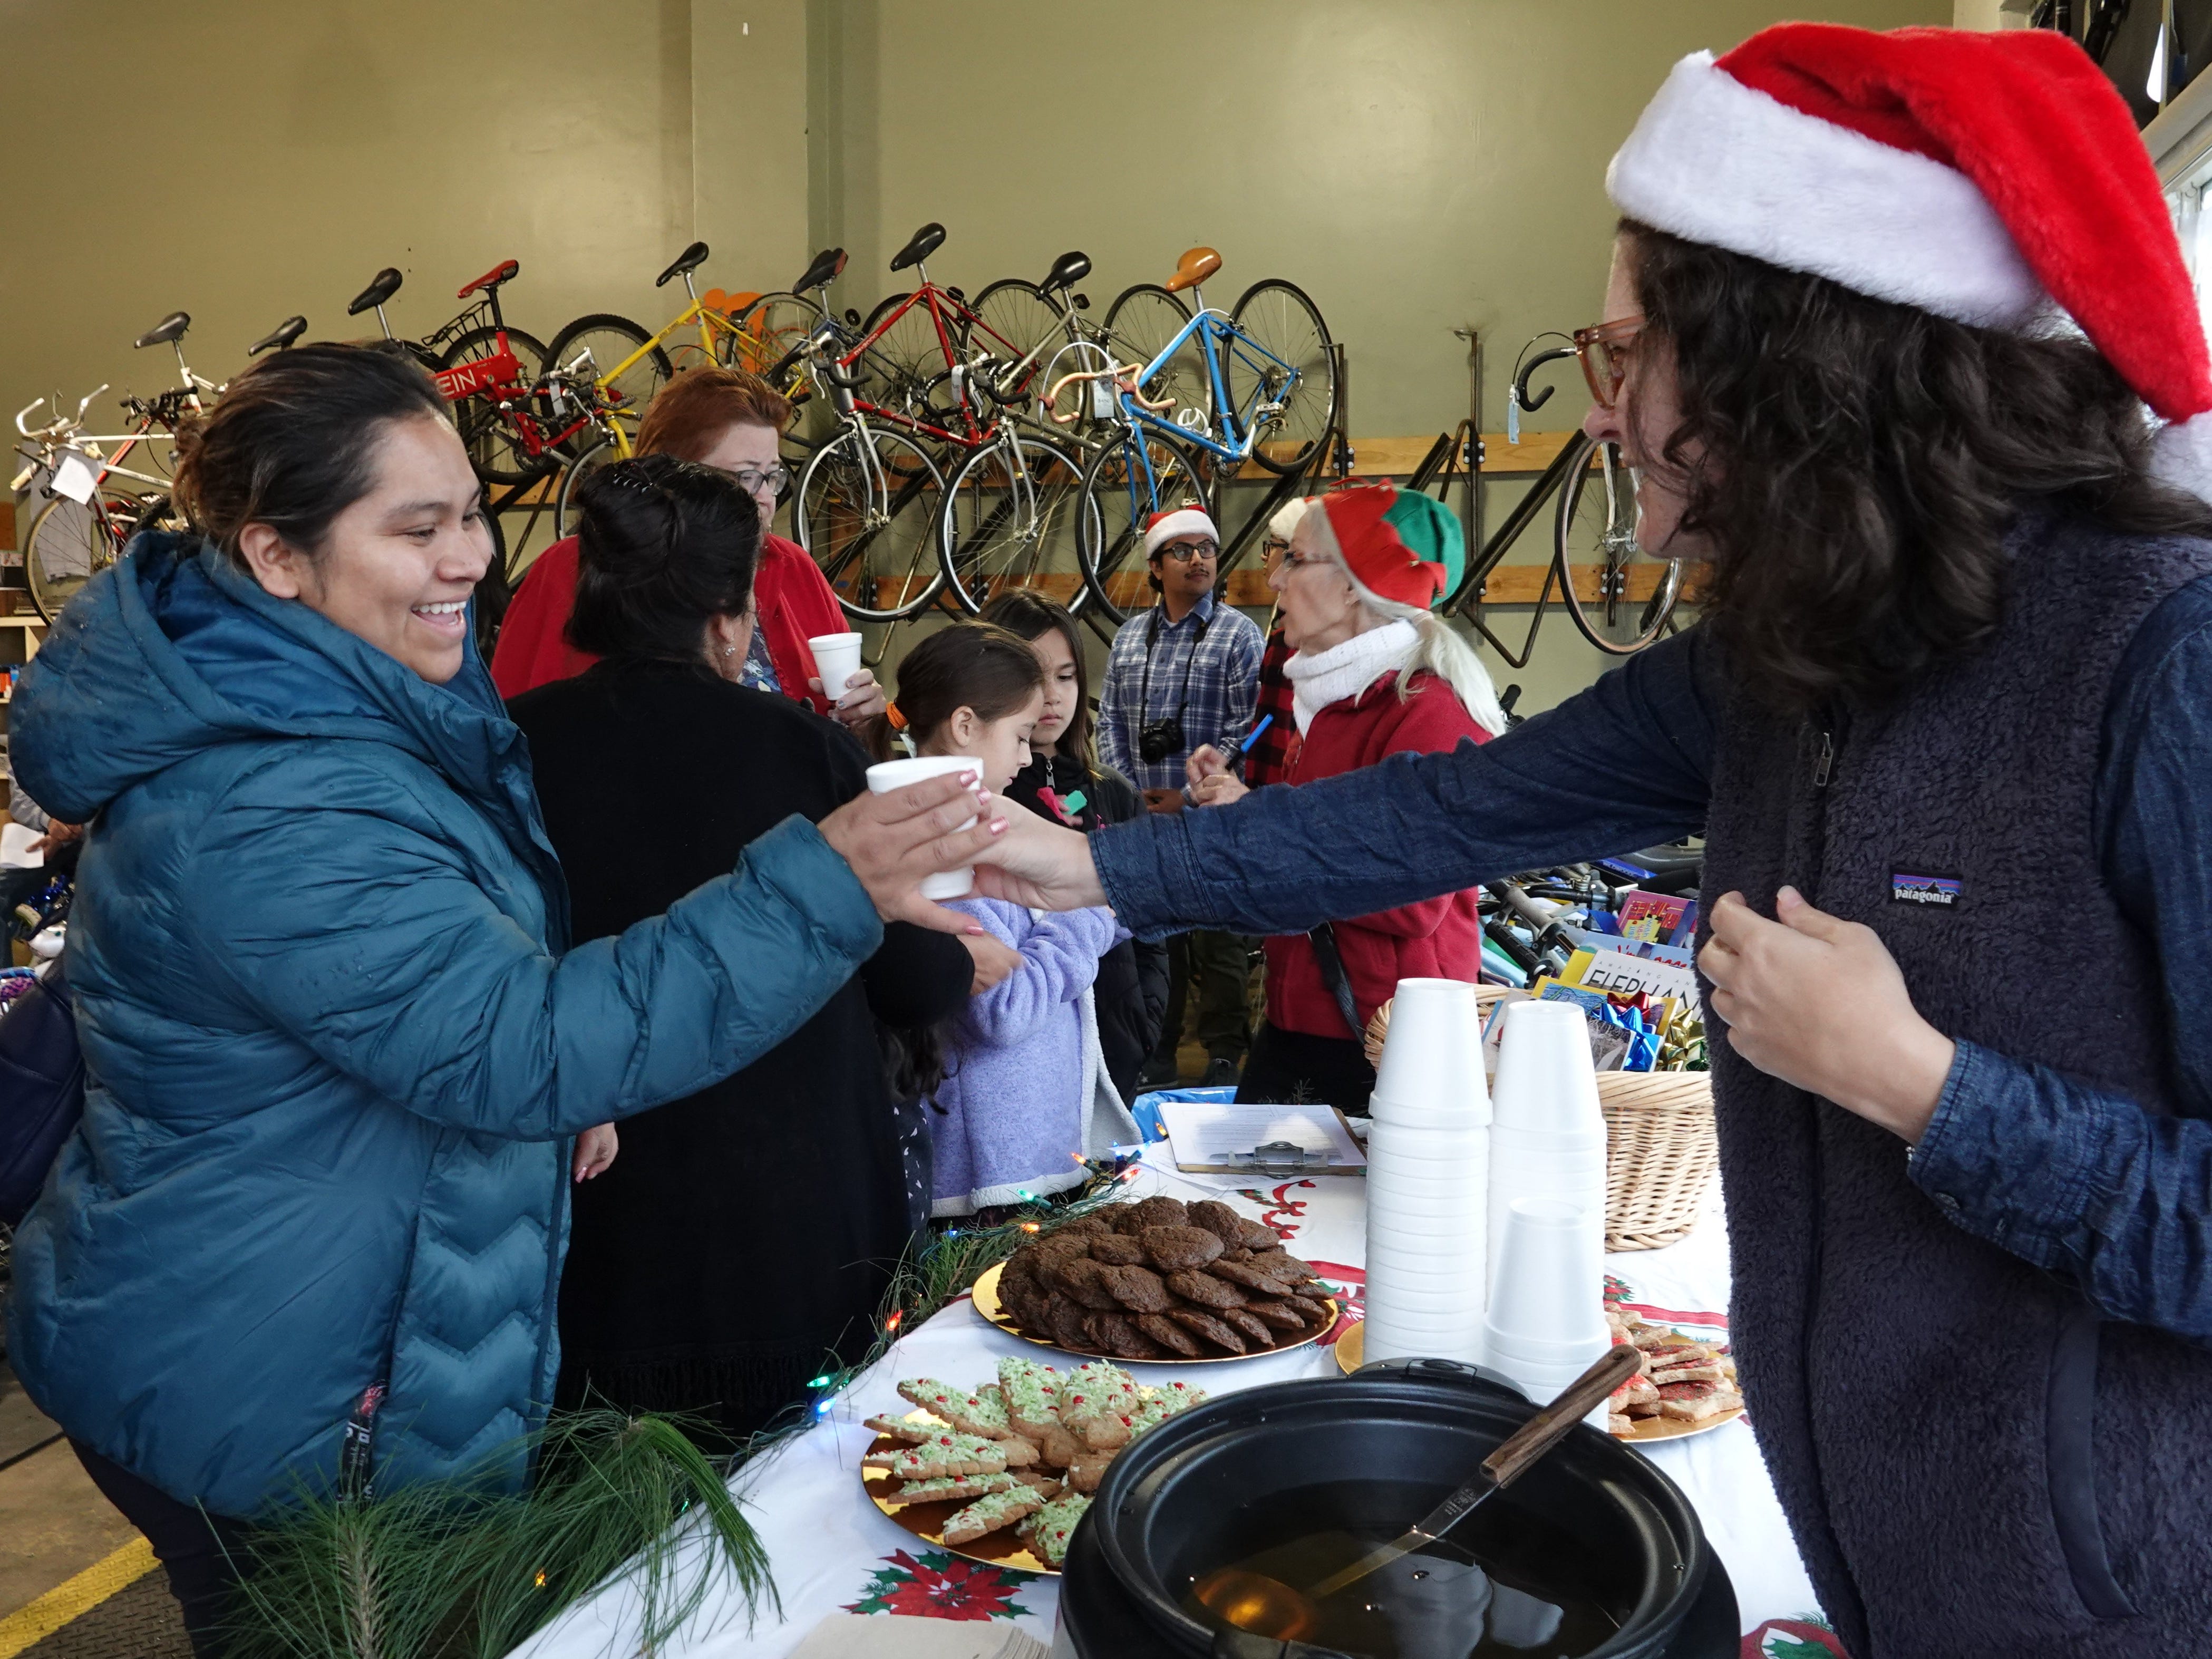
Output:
[1154, 1099, 1369, 1177]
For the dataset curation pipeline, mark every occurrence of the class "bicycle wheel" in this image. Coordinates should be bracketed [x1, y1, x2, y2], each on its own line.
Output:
[728, 293, 819, 379]
[552, 434, 619, 543]
[1228, 278, 1336, 476]
[968, 280, 1061, 397]
[1103, 284, 1207, 428]
[25, 492, 127, 623]
[797, 424, 947, 623]
[1553, 435, 1682, 655]
[938, 431, 1094, 615]
[440, 325, 552, 485]
[857, 293, 958, 422]
[546, 314, 671, 408]
[474, 506, 511, 659]
[1076, 427, 1210, 624]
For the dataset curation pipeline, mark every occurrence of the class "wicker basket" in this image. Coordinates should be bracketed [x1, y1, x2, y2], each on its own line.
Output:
[1362, 992, 1718, 1251]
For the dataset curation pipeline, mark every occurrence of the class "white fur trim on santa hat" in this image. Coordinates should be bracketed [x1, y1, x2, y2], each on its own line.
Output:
[1606, 52, 2044, 330]
[2154, 411, 2212, 505]
[1143, 506, 1218, 559]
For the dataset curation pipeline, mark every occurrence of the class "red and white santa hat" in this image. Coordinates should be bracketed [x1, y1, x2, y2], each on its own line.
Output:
[1143, 505, 1219, 559]
[1606, 23, 2212, 498]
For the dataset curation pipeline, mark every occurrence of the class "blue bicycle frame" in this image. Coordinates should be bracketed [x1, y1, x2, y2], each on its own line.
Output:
[1121, 307, 1303, 465]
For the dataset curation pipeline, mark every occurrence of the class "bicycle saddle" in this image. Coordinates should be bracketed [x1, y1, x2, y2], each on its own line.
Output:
[657, 240, 710, 287]
[1163, 247, 1221, 294]
[1044, 251, 1091, 292]
[249, 315, 308, 356]
[134, 311, 191, 349]
[793, 247, 847, 293]
[457, 258, 520, 299]
[348, 268, 404, 315]
[889, 222, 946, 272]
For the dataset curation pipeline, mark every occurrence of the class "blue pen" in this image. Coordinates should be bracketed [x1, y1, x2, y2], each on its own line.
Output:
[1239, 714, 1274, 754]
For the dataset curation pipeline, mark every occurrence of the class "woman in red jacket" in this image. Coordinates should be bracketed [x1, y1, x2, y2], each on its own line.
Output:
[1189, 484, 1505, 1109]
[490, 368, 886, 730]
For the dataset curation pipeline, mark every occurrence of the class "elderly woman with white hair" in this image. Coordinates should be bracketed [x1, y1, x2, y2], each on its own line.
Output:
[1187, 483, 1505, 1109]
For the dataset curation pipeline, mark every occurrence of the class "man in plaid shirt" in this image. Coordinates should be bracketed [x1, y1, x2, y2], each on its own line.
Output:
[1097, 505, 1265, 1088]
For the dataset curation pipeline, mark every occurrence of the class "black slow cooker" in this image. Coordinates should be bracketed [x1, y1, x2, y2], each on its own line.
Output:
[1056, 1357, 1737, 1658]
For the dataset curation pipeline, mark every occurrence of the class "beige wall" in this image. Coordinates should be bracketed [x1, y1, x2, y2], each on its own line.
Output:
[806, 0, 1944, 710]
[0, 0, 811, 445]
[4, 0, 1944, 714]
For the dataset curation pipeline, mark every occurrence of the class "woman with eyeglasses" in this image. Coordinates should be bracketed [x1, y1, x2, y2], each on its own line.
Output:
[490, 367, 888, 731]
[974, 27, 2212, 1654]
[1184, 485, 1505, 1112]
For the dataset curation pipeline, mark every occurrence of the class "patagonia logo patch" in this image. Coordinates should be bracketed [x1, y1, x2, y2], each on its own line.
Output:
[1891, 871, 1962, 908]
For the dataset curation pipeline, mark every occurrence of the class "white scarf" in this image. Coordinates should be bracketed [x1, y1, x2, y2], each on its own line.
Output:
[1283, 618, 1419, 734]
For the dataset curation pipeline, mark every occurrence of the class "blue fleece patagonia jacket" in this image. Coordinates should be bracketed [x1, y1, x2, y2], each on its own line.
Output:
[3, 535, 882, 1517]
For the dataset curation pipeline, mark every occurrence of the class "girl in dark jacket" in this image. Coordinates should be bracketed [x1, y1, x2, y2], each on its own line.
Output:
[508, 457, 978, 1447]
[979, 590, 1168, 1102]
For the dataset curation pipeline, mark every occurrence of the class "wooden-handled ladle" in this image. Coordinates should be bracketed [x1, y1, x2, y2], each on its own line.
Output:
[1191, 1343, 1643, 1643]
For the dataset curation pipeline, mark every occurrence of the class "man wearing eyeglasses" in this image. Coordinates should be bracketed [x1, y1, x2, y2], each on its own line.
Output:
[1097, 505, 1266, 1088]
[489, 368, 887, 732]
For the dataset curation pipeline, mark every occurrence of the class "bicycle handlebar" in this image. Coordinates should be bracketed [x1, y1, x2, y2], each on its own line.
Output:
[1514, 346, 1577, 414]
[15, 399, 48, 438]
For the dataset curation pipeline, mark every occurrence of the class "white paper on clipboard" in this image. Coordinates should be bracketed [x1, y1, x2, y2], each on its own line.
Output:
[1154, 1100, 1367, 1175]
[1, 822, 44, 870]
[49, 450, 98, 505]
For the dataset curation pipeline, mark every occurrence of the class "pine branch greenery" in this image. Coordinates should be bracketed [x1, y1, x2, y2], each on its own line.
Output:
[224, 1409, 772, 1659]
[220, 1154, 1141, 1658]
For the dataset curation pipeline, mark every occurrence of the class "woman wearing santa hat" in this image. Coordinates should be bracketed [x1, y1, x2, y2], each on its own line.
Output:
[976, 24, 2212, 1655]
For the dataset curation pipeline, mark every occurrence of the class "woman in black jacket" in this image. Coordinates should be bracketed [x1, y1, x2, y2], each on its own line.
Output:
[510, 457, 973, 1447]
[980, 591, 1169, 1101]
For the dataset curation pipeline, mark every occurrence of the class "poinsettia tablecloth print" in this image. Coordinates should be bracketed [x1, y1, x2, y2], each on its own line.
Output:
[510, 1143, 1827, 1658]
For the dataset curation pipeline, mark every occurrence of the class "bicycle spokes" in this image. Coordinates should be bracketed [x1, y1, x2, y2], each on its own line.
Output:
[1554, 440, 1683, 655]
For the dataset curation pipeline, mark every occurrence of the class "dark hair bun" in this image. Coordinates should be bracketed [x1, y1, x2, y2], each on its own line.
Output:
[567, 454, 762, 666]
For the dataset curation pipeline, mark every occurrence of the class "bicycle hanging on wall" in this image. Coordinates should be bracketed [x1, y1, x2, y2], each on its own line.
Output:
[1053, 246, 1337, 624]
[1418, 342, 1684, 659]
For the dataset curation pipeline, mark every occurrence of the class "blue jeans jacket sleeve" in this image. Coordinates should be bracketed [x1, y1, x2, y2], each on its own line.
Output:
[1908, 576, 2212, 1345]
[1911, 1042, 2212, 1344]
[1093, 626, 1717, 938]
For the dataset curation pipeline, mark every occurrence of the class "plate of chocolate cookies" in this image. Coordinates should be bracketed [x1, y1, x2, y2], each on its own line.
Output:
[972, 1196, 1340, 1363]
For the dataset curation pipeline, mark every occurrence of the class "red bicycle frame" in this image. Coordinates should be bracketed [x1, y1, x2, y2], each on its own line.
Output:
[836, 284, 1023, 451]
[433, 259, 598, 465]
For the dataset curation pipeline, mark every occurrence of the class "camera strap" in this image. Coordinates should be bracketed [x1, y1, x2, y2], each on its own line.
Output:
[1138, 604, 1211, 727]
[1307, 921, 1364, 1040]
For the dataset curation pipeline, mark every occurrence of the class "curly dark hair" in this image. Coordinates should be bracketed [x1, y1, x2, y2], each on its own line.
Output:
[1623, 219, 2212, 707]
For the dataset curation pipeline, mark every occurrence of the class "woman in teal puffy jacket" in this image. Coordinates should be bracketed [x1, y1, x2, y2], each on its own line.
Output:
[1, 345, 1001, 1651]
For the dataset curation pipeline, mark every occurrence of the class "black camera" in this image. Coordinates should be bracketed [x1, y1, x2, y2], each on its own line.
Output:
[1138, 716, 1187, 764]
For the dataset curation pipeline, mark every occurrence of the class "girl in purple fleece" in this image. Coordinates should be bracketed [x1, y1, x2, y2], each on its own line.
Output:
[868, 624, 1136, 1216]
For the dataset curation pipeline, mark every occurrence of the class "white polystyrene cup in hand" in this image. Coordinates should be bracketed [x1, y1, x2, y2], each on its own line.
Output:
[1371, 977, 1489, 1121]
[1489, 1000, 1605, 1135]
[865, 755, 983, 899]
[809, 632, 865, 702]
[1487, 1196, 1609, 1348]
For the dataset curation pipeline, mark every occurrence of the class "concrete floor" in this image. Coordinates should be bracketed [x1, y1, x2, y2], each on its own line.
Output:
[0, 1361, 188, 1657]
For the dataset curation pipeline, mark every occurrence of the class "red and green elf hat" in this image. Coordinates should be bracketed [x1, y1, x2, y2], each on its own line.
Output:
[1305, 483, 1464, 610]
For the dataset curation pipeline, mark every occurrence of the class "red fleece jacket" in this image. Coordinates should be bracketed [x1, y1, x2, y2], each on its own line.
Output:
[1263, 670, 1491, 1039]
[489, 532, 849, 712]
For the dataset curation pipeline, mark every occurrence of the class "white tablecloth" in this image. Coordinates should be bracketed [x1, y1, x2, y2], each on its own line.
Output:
[512, 1146, 1829, 1659]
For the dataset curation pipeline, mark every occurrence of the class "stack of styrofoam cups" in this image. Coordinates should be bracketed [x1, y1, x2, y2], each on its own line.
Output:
[1483, 1197, 1613, 1427]
[1362, 977, 1490, 1366]
[1486, 1000, 1609, 1300]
